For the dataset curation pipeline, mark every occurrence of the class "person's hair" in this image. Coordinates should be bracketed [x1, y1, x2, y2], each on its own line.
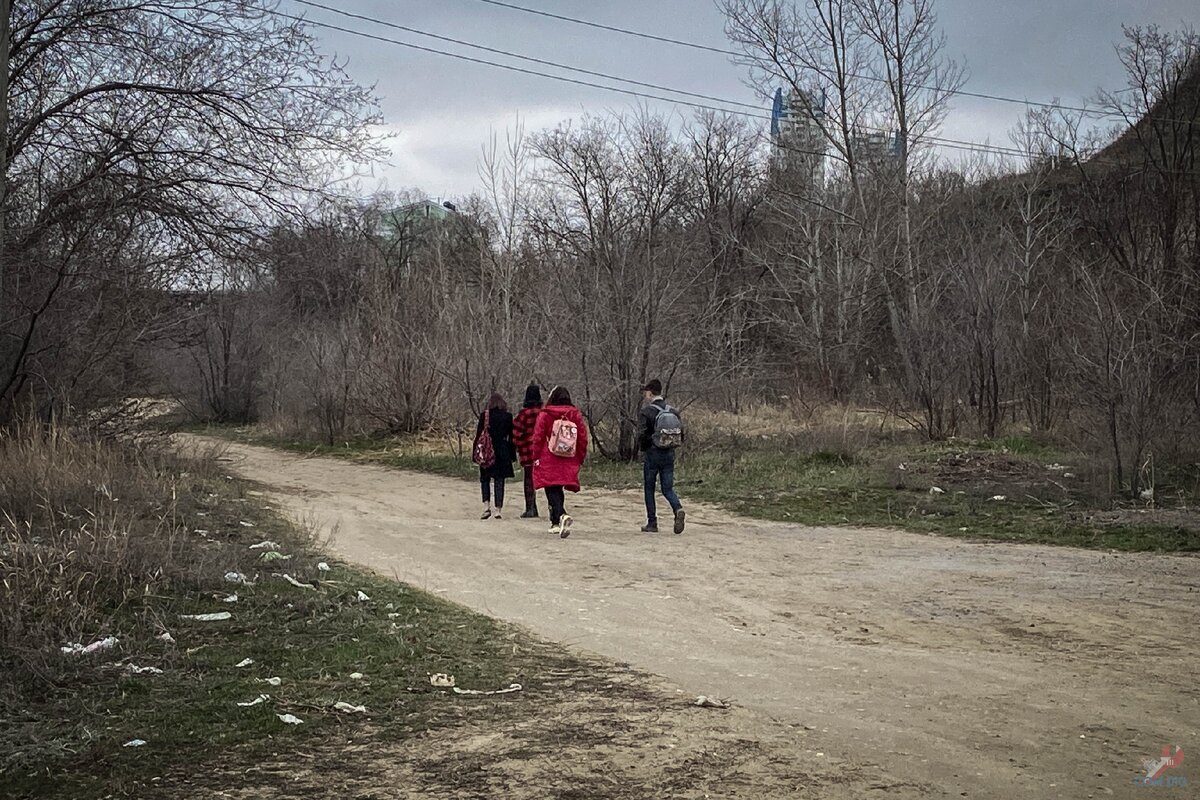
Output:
[523, 383, 543, 408]
[486, 392, 507, 412]
[643, 379, 663, 395]
[547, 386, 573, 406]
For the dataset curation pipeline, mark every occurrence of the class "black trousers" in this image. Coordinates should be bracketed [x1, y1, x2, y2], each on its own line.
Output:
[481, 475, 506, 508]
[523, 467, 538, 513]
[544, 486, 566, 524]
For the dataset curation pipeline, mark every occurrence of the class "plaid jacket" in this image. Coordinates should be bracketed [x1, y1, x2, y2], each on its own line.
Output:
[513, 406, 542, 466]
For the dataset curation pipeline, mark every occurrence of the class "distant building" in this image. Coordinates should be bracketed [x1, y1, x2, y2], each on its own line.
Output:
[769, 87, 827, 191]
[851, 129, 904, 170]
[378, 199, 459, 240]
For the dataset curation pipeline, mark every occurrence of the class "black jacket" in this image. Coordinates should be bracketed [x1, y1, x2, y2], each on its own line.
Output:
[476, 409, 516, 479]
[639, 396, 671, 452]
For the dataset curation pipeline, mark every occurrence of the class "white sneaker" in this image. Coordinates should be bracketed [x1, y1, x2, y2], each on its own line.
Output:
[559, 515, 573, 539]
[549, 523, 562, 535]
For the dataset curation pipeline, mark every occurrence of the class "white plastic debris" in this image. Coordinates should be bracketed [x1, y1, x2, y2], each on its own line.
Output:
[989, 495, 1007, 502]
[276, 713, 303, 725]
[235, 658, 255, 668]
[179, 612, 232, 622]
[259, 551, 290, 562]
[123, 739, 147, 748]
[1063, 472, 1077, 479]
[333, 701, 368, 714]
[239, 521, 255, 528]
[125, 664, 164, 675]
[281, 574, 316, 590]
[224, 572, 252, 585]
[349, 672, 365, 680]
[897, 463, 907, 471]
[61, 636, 119, 656]
[694, 695, 728, 709]
[356, 591, 370, 602]
[237, 694, 270, 707]
[1140, 488, 1154, 501]
[223, 593, 239, 604]
[452, 683, 522, 696]
[158, 632, 175, 644]
[193, 529, 209, 535]
[430, 673, 456, 687]
[317, 562, 331, 572]
[929, 486, 945, 495]
[249, 540, 281, 550]
[259, 677, 282, 687]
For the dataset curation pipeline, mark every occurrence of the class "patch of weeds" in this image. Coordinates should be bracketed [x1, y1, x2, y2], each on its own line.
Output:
[1, 445, 587, 800]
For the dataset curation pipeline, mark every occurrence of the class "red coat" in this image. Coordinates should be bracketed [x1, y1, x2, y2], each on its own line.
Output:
[532, 404, 588, 492]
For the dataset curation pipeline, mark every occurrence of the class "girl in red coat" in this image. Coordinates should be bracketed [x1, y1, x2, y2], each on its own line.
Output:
[531, 386, 588, 538]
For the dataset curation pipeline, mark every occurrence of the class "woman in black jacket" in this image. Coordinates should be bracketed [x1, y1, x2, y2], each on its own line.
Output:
[475, 392, 516, 519]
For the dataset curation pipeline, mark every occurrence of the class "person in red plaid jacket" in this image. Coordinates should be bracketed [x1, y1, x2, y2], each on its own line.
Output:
[512, 384, 544, 518]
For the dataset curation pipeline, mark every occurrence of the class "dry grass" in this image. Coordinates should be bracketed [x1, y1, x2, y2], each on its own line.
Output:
[0, 423, 228, 692]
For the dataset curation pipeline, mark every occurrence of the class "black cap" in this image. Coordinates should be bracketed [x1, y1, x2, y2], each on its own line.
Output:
[523, 384, 543, 407]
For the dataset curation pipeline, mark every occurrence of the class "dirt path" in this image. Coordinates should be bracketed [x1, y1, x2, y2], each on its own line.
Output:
[206, 440, 1198, 800]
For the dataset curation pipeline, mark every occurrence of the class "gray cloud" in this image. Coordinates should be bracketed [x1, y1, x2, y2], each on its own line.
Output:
[293, 0, 1199, 195]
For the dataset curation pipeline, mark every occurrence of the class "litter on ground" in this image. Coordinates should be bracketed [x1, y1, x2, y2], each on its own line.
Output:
[259, 551, 290, 562]
[276, 713, 303, 725]
[453, 683, 523, 696]
[989, 495, 1007, 502]
[125, 664, 164, 675]
[356, 590, 370, 602]
[349, 672, 365, 680]
[235, 658, 255, 668]
[929, 486, 945, 495]
[430, 673, 456, 687]
[224, 572, 252, 585]
[695, 696, 729, 709]
[249, 540, 281, 550]
[223, 593, 239, 603]
[333, 701, 368, 714]
[61, 636, 118, 656]
[179, 612, 232, 622]
[158, 632, 175, 644]
[259, 677, 282, 687]
[237, 694, 270, 707]
[317, 562, 331, 572]
[239, 521, 255, 528]
[123, 739, 147, 748]
[280, 574, 316, 590]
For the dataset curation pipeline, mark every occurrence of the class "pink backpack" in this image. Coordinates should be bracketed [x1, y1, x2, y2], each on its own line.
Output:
[547, 418, 578, 458]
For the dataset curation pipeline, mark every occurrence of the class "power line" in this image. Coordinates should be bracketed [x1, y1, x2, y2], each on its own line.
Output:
[280, 4, 1036, 161]
[463, 0, 1156, 121]
[292, 0, 765, 112]
[273, 7, 1198, 173]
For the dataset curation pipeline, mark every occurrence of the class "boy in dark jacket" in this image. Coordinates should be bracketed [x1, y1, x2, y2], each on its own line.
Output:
[639, 379, 685, 534]
[512, 384, 543, 518]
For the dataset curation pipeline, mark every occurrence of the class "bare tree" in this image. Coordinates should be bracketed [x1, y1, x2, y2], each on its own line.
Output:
[0, 0, 380, 423]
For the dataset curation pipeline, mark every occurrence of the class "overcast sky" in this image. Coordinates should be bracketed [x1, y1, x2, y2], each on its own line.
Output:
[290, 0, 1199, 199]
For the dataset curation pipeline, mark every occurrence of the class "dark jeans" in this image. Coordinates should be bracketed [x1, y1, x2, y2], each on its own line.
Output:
[523, 466, 538, 513]
[481, 475, 506, 508]
[643, 448, 682, 524]
[544, 486, 566, 525]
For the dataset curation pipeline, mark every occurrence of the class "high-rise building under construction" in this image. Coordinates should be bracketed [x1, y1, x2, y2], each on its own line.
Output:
[769, 87, 827, 191]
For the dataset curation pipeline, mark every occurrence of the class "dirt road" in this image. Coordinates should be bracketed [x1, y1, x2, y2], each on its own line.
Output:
[209, 440, 1198, 799]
